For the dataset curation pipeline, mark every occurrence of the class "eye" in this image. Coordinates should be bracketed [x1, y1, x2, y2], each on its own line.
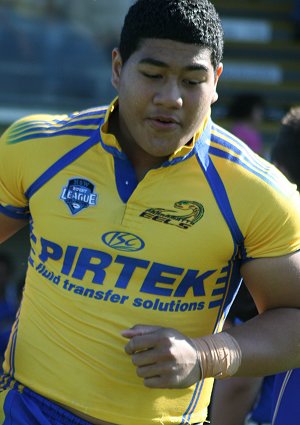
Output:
[183, 79, 201, 86]
[141, 71, 162, 79]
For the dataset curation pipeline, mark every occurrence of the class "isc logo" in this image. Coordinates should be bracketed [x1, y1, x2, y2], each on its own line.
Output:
[102, 231, 145, 252]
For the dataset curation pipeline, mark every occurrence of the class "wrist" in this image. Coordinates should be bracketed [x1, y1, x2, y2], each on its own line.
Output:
[191, 332, 242, 379]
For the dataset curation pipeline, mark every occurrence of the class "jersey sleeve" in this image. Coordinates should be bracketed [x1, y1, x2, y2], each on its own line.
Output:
[0, 112, 72, 220]
[0, 117, 31, 219]
[242, 167, 300, 260]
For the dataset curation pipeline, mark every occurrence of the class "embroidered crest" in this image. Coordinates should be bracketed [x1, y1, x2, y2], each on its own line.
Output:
[140, 200, 204, 229]
[60, 178, 98, 215]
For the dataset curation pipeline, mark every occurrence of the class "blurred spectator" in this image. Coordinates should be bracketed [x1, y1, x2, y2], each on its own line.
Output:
[228, 93, 265, 155]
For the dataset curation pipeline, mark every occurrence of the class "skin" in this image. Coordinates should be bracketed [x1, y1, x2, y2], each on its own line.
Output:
[210, 376, 263, 425]
[0, 214, 27, 244]
[209, 319, 264, 425]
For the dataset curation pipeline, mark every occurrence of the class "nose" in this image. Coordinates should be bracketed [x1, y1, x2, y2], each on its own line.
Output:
[153, 78, 183, 109]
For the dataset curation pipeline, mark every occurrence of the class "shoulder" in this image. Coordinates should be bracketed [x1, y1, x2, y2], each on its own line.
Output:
[0, 105, 108, 207]
[209, 122, 291, 197]
[207, 123, 300, 258]
[1, 105, 107, 146]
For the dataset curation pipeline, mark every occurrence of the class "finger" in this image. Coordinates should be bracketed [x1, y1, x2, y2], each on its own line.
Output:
[121, 324, 161, 339]
[136, 363, 160, 379]
[131, 348, 156, 367]
[144, 374, 178, 389]
[124, 332, 159, 354]
[136, 360, 173, 379]
[144, 376, 165, 388]
[142, 363, 181, 389]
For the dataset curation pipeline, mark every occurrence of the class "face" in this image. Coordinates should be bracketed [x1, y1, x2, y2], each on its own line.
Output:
[111, 38, 223, 159]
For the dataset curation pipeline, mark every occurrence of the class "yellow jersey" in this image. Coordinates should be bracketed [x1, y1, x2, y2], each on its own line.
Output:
[1, 99, 300, 425]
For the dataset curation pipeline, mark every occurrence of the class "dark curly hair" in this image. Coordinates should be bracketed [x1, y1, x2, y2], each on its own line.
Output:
[119, 0, 224, 71]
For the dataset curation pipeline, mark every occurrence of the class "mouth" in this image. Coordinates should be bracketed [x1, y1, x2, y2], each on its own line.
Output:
[147, 115, 180, 130]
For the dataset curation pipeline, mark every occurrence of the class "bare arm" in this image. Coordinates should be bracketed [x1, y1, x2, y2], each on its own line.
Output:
[209, 317, 263, 425]
[225, 252, 300, 376]
[0, 213, 28, 244]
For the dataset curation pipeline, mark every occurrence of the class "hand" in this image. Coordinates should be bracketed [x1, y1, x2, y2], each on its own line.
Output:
[121, 325, 201, 388]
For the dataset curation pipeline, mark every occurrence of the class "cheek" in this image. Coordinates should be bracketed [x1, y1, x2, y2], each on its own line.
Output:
[119, 92, 144, 135]
[184, 93, 211, 129]
[187, 96, 207, 118]
[195, 88, 215, 110]
[121, 79, 147, 109]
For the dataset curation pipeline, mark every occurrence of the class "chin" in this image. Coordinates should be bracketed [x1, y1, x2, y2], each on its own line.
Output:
[143, 140, 182, 158]
[146, 148, 175, 158]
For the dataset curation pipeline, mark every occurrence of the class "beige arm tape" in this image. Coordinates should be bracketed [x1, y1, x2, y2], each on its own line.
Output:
[191, 332, 242, 379]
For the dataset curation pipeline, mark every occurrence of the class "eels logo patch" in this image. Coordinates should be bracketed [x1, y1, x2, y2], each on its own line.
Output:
[60, 178, 98, 215]
[140, 200, 204, 229]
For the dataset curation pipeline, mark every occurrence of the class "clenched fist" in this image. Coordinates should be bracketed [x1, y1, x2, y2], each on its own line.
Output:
[122, 325, 201, 388]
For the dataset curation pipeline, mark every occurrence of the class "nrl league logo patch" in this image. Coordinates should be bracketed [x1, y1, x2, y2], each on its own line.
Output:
[60, 178, 98, 215]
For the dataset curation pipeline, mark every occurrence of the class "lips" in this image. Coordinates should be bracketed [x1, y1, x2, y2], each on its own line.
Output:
[150, 115, 180, 124]
[147, 114, 181, 131]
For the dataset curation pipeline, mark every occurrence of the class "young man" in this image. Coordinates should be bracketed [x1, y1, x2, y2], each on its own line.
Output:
[0, 1, 300, 424]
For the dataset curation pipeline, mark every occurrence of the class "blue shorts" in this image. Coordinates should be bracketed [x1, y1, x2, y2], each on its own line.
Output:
[248, 375, 275, 423]
[0, 381, 204, 425]
[0, 385, 92, 425]
[272, 369, 300, 425]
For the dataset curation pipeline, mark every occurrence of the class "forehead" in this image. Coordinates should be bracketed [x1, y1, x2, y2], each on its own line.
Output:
[128, 38, 213, 69]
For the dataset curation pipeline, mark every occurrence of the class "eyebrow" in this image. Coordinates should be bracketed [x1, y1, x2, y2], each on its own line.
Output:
[138, 58, 209, 72]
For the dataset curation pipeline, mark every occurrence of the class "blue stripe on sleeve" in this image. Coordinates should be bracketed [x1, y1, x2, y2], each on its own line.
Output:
[8, 128, 96, 145]
[210, 125, 286, 194]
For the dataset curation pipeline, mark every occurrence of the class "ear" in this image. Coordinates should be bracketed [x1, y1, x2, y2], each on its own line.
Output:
[211, 63, 223, 105]
[111, 48, 123, 90]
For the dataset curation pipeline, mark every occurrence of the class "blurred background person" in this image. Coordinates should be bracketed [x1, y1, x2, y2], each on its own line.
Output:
[228, 93, 265, 156]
